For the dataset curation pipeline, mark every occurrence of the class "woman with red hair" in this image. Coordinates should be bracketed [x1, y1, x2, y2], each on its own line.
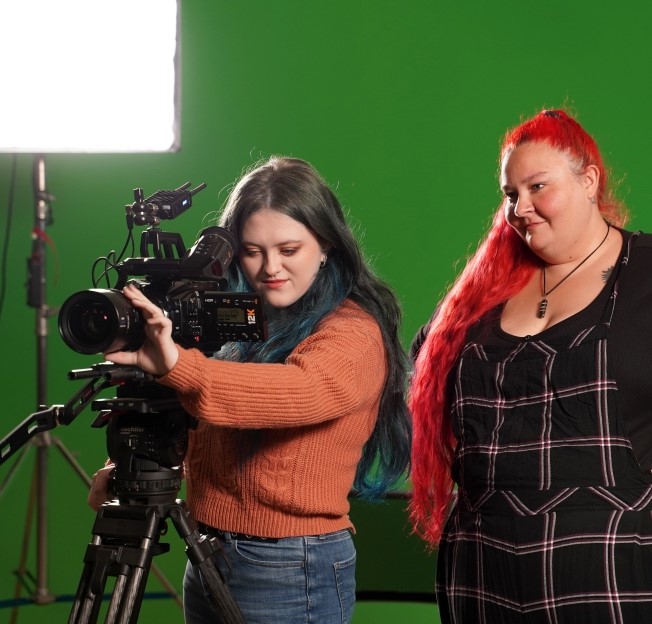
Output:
[410, 109, 652, 622]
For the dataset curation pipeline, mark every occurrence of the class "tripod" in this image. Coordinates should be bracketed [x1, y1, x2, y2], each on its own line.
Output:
[70, 474, 244, 624]
[68, 381, 245, 624]
[0, 363, 245, 624]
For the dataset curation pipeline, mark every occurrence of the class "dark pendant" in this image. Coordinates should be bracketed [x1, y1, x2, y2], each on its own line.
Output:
[537, 298, 548, 319]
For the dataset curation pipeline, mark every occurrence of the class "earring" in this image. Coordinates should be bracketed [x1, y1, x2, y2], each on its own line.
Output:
[320, 257, 326, 268]
[590, 196, 597, 204]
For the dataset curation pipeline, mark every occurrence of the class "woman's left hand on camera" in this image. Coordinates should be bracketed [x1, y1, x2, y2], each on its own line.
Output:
[103, 284, 179, 376]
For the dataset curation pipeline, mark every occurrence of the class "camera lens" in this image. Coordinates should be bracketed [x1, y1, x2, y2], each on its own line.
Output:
[58, 289, 143, 355]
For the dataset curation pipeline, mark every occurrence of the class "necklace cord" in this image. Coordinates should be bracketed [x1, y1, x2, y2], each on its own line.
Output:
[537, 222, 611, 318]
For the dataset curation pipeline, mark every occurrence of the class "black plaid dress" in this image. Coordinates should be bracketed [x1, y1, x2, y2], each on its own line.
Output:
[437, 242, 652, 623]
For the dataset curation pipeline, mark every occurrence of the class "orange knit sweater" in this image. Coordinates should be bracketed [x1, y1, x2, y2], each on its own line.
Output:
[158, 299, 387, 538]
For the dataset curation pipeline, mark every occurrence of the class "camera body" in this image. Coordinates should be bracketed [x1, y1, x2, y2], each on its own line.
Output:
[58, 186, 266, 357]
[59, 280, 265, 356]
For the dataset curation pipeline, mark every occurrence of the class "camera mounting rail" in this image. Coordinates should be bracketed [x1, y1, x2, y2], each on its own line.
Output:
[0, 363, 149, 467]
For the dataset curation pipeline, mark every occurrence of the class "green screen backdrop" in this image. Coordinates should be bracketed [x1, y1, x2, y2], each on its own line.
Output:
[2, 2, 652, 622]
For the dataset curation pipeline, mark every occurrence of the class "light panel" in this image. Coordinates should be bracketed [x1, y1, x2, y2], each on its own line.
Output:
[0, 0, 179, 153]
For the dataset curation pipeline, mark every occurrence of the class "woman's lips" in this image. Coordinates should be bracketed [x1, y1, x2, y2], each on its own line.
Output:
[263, 279, 288, 289]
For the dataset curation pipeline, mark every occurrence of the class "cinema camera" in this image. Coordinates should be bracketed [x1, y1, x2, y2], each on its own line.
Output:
[58, 183, 265, 356]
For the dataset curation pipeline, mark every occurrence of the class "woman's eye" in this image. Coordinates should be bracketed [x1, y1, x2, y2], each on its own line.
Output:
[242, 248, 260, 257]
[531, 182, 544, 191]
[281, 248, 298, 256]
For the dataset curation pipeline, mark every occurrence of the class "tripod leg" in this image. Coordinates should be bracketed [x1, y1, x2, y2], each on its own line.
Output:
[68, 549, 106, 624]
[167, 501, 246, 624]
[196, 557, 246, 624]
[69, 556, 149, 624]
[104, 568, 148, 624]
[106, 532, 163, 624]
[68, 504, 167, 624]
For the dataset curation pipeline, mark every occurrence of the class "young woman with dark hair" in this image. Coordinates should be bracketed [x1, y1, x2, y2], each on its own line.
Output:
[410, 109, 652, 622]
[89, 156, 411, 623]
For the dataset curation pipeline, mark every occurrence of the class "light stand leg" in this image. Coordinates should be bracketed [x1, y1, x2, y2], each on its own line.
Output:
[9, 459, 38, 624]
[35, 433, 54, 604]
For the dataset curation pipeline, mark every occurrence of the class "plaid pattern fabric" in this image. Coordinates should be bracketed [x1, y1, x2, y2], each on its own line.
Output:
[437, 320, 652, 624]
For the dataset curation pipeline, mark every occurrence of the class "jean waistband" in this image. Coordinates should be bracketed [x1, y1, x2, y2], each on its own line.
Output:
[197, 522, 279, 543]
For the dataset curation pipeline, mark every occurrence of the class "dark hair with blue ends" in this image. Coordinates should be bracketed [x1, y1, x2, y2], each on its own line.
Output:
[217, 156, 411, 499]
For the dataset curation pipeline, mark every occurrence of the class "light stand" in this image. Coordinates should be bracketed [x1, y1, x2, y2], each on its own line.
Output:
[25, 154, 60, 606]
[5, 156, 97, 612]
[0, 2, 182, 618]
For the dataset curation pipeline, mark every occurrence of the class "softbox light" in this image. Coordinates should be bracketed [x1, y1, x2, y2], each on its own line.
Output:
[0, 0, 180, 153]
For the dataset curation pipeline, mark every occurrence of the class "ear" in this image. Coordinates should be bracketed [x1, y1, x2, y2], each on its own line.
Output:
[583, 164, 600, 199]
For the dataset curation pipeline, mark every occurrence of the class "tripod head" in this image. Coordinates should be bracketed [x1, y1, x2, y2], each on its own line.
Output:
[0, 362, 198, 511]
[90, 378, 197, 507]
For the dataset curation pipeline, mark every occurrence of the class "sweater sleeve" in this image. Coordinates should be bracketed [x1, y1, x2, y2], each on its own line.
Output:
[157, 301, 387, 429]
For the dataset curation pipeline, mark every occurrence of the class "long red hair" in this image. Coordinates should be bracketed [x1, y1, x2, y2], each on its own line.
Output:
[408, 108, 629, 547]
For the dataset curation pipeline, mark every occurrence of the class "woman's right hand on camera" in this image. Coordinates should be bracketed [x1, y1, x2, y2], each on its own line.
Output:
[88, 464, 115, 512]
[103, 284, 180, 376]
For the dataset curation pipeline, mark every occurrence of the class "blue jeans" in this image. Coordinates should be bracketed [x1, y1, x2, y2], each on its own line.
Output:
[183, 529, 356, 623]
